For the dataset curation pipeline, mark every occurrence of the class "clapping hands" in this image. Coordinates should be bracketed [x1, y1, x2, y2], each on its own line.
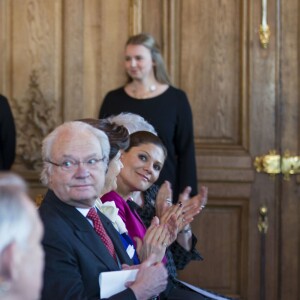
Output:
[134, 216, 170, 263]
[156, 183, 208, 238]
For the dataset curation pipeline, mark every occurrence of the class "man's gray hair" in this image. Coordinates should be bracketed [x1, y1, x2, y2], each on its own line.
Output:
[107, 113, 157, 135]
[40, 121, 110, 186]
[0, 172, 32, 252]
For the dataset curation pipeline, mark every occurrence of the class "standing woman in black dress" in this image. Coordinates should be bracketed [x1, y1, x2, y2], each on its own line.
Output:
[99, 33, 198, 200]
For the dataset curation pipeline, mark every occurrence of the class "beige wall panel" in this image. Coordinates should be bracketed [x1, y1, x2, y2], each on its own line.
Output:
[180, 0, 245, 150]
[0, 1, 11, 91]
[141, 0, 163, 40]
[63, 0, 130, 120]
[96, 0, 130, 117]
[141, 0, 181, 85]
[63, 0, 84, 120]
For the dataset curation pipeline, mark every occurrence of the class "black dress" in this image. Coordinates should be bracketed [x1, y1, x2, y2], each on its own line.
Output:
[99, 86, 198, 199]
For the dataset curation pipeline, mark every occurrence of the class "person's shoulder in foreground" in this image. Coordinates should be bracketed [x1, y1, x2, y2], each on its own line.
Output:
[0, 171, 44, 300]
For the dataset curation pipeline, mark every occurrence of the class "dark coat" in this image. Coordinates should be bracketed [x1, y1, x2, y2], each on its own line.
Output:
[0, 95, 16, 170]
[39, 190, 136, 300]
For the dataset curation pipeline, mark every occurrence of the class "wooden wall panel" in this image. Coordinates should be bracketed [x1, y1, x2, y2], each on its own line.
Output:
[95, 0, 130, 117]
[279, 0, 300, 297]
[0, 0, 11, 90]
[1, 1, 299, 299]
[180, 0, 246, 151]
[174, 2, 252, 299]
[179, 198, 248, 299]
[141, 0, 163, 39]
[248, 0, 279, 298]
[63, 0, 85, 120]
[132, 1, 181, 86]
[61, 0, 131, 120]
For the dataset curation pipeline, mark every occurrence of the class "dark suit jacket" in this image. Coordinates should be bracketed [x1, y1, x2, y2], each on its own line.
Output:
[39, 190, 137, 300]
[0, 95, 16, 170]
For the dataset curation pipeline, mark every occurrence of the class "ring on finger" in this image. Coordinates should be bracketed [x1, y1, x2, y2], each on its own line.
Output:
[166, 197, 172, 205]
[162, 242, 168, 247]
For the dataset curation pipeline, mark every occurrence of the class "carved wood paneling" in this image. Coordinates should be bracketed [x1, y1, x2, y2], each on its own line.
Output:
[11, 0, 61, 111]
[1, 0, 61, 170]
[0, 0, 63, 200]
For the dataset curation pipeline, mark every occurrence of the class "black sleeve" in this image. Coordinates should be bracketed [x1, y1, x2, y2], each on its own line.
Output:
[169, 236, 203, 270]
[174, 91, 198, 196]
[0, 95, 16, 170]
[99, 92, 111, 119]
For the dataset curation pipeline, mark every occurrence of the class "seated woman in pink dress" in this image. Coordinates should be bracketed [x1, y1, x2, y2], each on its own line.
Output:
[80, 118, 170, 265]
[102, 130, 211, 300]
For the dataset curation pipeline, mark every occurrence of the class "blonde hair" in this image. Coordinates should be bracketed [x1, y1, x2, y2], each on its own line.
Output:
[125, 33, 171, 85]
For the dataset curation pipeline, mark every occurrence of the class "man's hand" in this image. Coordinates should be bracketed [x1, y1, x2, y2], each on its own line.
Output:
[126, 254, 168, 300]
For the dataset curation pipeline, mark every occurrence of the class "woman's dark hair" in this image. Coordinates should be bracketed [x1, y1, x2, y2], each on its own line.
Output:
[78, 118, 129, 161]
[125, 131, 167, 159]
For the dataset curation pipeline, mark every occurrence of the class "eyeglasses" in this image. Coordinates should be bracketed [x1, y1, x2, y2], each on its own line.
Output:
[45, 157, 107, 172]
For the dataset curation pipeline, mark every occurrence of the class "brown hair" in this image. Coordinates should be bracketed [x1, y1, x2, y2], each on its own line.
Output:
[125, 131, 167, 159]
[78, 118, 129, 161]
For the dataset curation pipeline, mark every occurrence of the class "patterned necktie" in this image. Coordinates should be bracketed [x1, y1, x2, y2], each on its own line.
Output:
[87, 207, 117, 261]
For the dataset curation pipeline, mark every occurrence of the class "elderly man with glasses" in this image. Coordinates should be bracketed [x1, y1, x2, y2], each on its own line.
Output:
[39, 121, 167, 300]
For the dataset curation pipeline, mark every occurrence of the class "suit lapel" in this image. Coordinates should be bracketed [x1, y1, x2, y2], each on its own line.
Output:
[46, 191, 121, 270]
[75, 229, 119, 270]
